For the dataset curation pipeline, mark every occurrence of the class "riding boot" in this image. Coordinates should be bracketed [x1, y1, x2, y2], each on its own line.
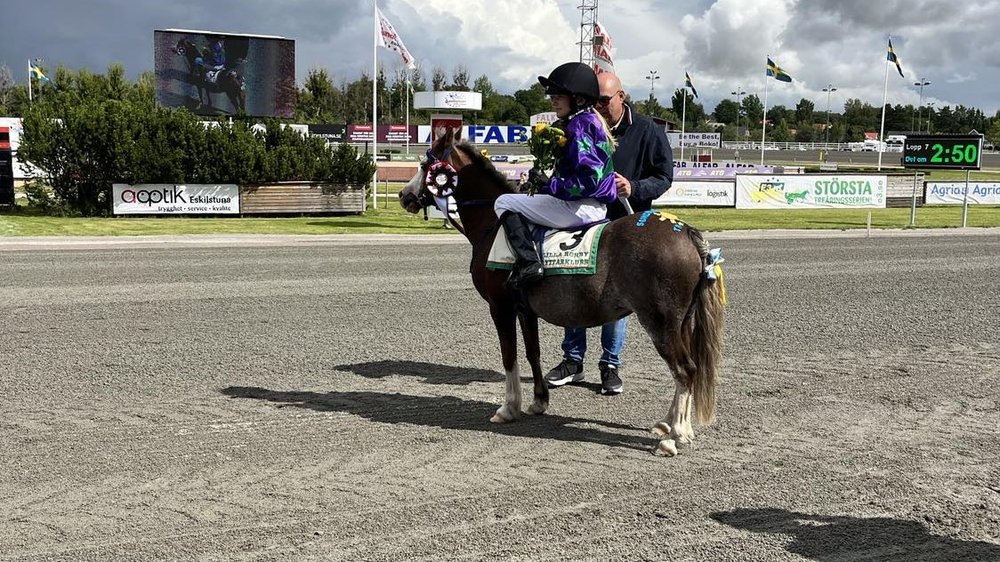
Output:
[499, 211, 544, 289]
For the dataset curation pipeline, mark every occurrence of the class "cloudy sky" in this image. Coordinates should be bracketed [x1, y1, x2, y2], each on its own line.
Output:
[3, 0, 999, 116]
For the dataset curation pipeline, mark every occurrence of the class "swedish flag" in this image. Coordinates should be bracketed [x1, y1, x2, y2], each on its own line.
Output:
[29, 61, 49, 83]
[887, 38, 904, 78]
[766, 57, 792, 82]
[685, 72, 698, 98]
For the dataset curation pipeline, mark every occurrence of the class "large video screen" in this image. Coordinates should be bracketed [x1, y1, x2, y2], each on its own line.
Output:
[154, 29, 295, 118]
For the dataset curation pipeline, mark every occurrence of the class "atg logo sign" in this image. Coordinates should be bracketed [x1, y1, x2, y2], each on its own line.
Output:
[113, 184, 240, 215]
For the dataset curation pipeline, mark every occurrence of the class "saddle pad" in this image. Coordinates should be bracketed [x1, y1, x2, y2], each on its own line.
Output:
[486, 222, 607, 275]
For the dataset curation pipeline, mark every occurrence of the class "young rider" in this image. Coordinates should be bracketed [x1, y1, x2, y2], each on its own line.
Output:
[494, 62, 617, 289]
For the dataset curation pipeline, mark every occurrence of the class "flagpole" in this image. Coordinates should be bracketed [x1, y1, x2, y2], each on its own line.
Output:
[680, 87, 687, 163]
[27, 59, 33, 103]
[372, 1, 379, 209]
[877, 35, 891, 171]
[760, 58, 770, 166]
[405, 78, 410, 154]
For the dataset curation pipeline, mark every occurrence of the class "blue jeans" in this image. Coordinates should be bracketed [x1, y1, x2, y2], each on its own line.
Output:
[561, 317, 628, 368]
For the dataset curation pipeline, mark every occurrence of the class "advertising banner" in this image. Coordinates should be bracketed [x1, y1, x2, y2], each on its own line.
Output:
[666, 132, 722, 148]
[0, 117, 43, 179]
[413, 91, 483, 110]
[674, 164, 774, 179]
[417, 125, 529, 144]
[925, 182, 1000, 204]
[736, 175, 886, 209]
[308, 124, 346, 144]
[653, 181, 735, 207]
[154, 29, 296, 118]
[113, 184, 240, 215]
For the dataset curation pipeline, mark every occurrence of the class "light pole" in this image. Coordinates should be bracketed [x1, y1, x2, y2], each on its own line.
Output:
[913, 79, 930, 133]
[822, 85, 837, 145]
[731, 88, 746, 140]
[646, 70, 660, 101]
[926, 102, 935, 133]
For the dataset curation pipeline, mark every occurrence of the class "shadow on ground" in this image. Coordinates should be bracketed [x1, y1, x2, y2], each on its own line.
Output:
[711, 507, 1000, 561]
[332, 360, 500, 385]
[222, 386, 652, 451]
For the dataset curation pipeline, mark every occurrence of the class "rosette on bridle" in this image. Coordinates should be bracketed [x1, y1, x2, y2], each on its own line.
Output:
[424, 160, 458, 198]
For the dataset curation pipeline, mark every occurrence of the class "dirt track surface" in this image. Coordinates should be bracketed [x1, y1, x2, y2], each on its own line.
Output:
[2, 232, 999, 561]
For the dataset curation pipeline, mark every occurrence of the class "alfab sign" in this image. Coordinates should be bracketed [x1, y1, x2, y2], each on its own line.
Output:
[113, 184, 240, 215]
[417, 124, 528, 144]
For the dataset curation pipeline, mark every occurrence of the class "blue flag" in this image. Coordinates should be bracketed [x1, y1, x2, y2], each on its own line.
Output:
[766, 57, 792, 82]
[887, 38, 904, 78]
[29, 61, 49, 83]
[685, 72, 698, 98]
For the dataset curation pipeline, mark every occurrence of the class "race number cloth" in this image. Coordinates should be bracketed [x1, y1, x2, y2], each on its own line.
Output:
[487, 223, 607, 275]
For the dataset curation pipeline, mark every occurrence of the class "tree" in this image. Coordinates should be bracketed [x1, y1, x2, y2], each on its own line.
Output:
[794, 98, 815, 125]
[450, 65, 470, 91]
[771, 119, 792, 142]
[842, 98, 879, 134]
[473, 74, 494, 98]
[766, 105, 790, 125]
[986, 111, 1000, 148]
[297, 68, 337, 122]
[512, 83, 550, 117]
[670, 89, 704, 128]
[742, 94, 764, 131]
[431, 67, 447, 91]
[793, 120, 816, 142]
[713, 99, 739, 125]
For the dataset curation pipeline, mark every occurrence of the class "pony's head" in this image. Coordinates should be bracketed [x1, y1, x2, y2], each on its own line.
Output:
[399, 128, 513, 214]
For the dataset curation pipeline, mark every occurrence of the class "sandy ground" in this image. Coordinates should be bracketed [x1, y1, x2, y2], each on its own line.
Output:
[1, 231, 999, 561]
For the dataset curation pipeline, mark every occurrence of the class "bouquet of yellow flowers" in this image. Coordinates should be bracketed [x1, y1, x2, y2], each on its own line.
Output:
[526, 122, 567, 173]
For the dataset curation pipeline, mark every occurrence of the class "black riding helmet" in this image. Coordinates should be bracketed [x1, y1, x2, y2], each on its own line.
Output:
[538, 62, 600, 106]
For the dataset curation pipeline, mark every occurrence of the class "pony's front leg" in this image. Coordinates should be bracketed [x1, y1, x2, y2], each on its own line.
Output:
[490, 306, 523, 423]
[517, 310, 549, 415]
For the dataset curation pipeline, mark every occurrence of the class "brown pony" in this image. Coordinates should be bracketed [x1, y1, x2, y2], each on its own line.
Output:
[399, 129, 725, 456]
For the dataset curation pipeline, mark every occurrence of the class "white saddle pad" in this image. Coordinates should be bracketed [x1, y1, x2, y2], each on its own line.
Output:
[486, 222, 607, 275]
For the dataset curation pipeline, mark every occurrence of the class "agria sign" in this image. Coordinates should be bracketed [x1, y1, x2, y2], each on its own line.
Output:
[112, 184, 240, 215]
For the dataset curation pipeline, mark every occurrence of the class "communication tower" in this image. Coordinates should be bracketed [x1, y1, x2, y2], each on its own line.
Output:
[577, 0, 598, 68]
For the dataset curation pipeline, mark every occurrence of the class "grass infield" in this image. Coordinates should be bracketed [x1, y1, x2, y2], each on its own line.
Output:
[3, 200, 998, 237]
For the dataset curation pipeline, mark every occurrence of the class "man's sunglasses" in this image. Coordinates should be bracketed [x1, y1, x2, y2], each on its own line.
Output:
[597, 90, 623, 105]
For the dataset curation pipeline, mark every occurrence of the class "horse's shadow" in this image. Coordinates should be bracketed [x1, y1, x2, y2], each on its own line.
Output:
[332, 360, 509, 386]
[221, 386, 652, 451]
[711, 508, 1000, 561]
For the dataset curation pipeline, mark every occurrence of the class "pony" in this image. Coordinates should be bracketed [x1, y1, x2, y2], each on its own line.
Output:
[399, 129, 725, 456]
[172, 37, 246, 114]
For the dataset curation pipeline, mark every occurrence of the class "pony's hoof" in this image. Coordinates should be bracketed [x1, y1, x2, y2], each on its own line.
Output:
[651, 421, 671, 436]
[654, 439, 678, 457]
[527, 400, 548, 415]
[490, 406, 521, 423]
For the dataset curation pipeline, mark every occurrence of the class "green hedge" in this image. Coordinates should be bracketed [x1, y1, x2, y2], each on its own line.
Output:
[18, 100, 376, 216]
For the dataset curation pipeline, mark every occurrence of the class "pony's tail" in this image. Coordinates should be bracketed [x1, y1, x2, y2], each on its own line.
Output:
[684, 228, 725, 424]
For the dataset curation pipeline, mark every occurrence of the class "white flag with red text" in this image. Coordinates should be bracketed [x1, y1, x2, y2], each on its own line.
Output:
[376, 6, 417, 69]
[593, 21, 615, 74]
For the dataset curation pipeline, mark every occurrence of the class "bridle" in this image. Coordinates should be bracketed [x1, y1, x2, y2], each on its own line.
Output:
[419, 145, 469, 235]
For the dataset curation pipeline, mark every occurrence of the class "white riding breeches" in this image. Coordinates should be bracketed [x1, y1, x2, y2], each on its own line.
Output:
[494, 194, 606, 229]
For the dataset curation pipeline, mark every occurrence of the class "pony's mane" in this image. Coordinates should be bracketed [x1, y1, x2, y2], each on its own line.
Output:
[453, 141, 517, 194]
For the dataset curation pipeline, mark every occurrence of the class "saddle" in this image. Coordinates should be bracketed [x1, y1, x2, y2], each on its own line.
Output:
[486, 222, 607, 276]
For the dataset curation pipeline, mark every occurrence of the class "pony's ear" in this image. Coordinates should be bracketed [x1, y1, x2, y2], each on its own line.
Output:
[451, 126, 462, 142]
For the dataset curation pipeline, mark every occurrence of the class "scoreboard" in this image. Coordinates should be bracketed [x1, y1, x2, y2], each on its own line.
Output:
[902, 135, 983, 170]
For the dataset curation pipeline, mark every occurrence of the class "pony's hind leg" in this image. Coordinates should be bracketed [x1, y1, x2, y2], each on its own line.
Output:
[490, 306, 523, 423]
[638, 312, 696, 455]
[518, 310, 549, 415]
